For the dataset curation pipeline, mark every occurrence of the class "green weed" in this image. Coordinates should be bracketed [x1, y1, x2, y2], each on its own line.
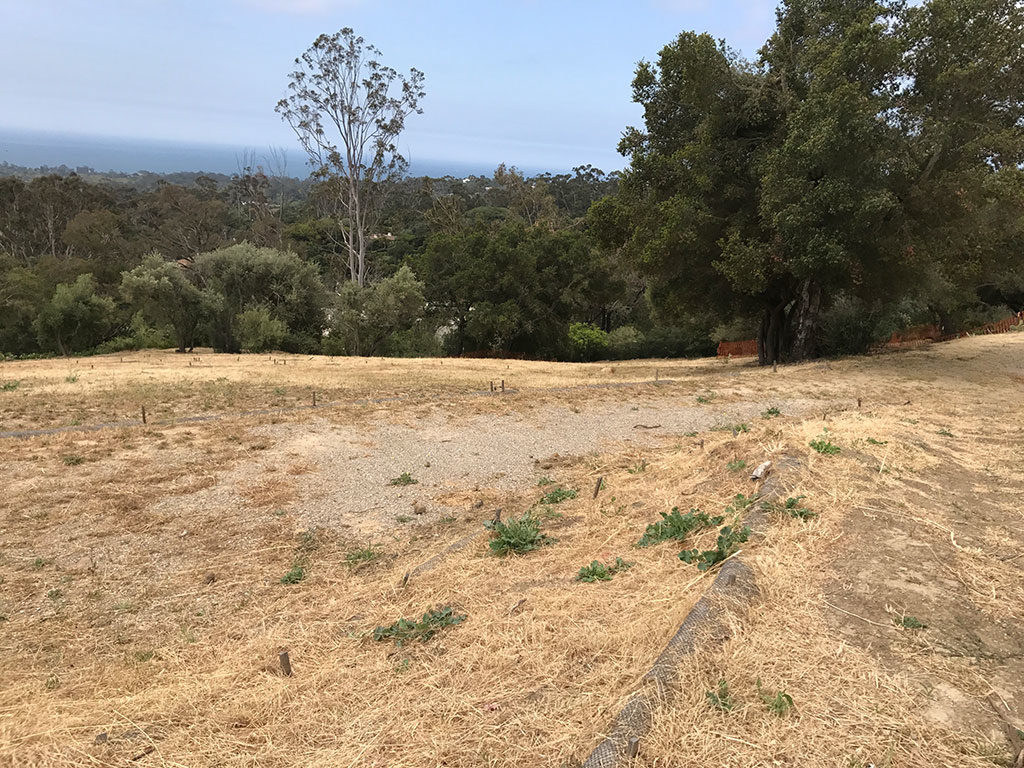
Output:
[65, 374, 78, 383]
[396, 515, 412, 524]
[714, 423, 750, 434]
[706, 679, 734, 711]
[389, 472, 418, 486]
[576, 557, 634, 583]
[373, 605, 466, 646]
[866, 437, 888, 446]
[762, 406, 781, 419]
[696, 392, 717, 404]
[485, 513, 553, 556]
[280, 564, 306, 584]
[62, 455, 84, 466]
[637, 507, 724, 548]
[31, 557, 48, 570]
[757, 679, 794, 716]
[810, 436, 841, 455]
[679, 525, 751, 571]
[763, 495, 815, 520]
[895, 614, 927, 630]
[726, 459, 747, 472]
[627, 460, 649, 474]
[344, 546, 381, 566]
[539, 486, 578, 505]
[1, 380, 19, 392]
[47, 589, 63, 601]
[937, 428, 954, 438]
[684, 431, 698, 437]
[537, 476, 555, 486]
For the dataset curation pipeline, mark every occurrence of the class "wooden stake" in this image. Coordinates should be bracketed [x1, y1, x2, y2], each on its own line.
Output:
[626, 737, 640, 758]
[490, 381, 494, 392]
[857, 397, 862, 408]
[593, 476, 604, 499]
[141, 406, 147, 425]
[501, 379, 505, 392]
[312, 391, 317, 406]
[279, 650, 292, 677]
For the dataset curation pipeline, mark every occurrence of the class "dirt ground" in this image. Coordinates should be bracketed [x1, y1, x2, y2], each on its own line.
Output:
[0, 335, 1021, 767]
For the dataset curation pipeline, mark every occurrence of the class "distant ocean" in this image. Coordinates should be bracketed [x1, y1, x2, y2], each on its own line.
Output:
[0, 128, 521, 178]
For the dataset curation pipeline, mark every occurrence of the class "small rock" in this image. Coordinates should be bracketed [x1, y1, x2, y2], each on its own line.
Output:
[412, 501, 427, 515]
[203, 572, 217, 585]
[94, 732, 108, 745]
[473, 500, 484, 509]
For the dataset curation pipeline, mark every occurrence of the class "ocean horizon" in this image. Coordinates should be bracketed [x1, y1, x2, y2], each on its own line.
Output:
[0, 128, 557, 179]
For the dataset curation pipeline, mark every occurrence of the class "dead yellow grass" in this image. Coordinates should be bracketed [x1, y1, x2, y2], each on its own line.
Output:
[1, 334, 1022, 767]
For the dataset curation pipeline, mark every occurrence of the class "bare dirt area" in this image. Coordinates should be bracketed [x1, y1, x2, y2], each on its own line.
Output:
[0, 336, 1022, 767]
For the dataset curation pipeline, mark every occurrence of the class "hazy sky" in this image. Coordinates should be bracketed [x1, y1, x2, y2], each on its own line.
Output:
[1, 0, 778, 172]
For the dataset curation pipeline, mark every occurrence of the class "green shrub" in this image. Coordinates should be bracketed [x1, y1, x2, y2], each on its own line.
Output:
[762, 406, 781, 419]
[606, 325, 645, 359]
[706, 679, 734, 711]
[484, 513, 553, 556]
[235, 305, 288, 353]
[637, 507, 724, 547]
[576, 557, 634, 583]
[1, 381, 19, 392]
[810, 436, 841, 455]
[373, 606, 466, 645]
[763, 495, 815, 520]
[757, 679, 794, 716]
[389, 472, 418, 486]
[567, 322, 609, 362]
[280, 564, 306, 584]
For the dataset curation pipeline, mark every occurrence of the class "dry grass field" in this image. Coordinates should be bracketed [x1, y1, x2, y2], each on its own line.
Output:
[1, 334, 1022, 767]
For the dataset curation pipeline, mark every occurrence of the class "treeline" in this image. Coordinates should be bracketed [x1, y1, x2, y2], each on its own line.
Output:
[1, 164, 698, 360]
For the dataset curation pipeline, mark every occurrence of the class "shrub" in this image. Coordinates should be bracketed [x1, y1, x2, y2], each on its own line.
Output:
[567, 322, 609, 362]
[706, 679, 734, 711]
[235, 305, 287, 352]
[678, 525, 750, 571]
[606, 325, 645, 359]
[810, 436, 841, 455]
[484, 513, 553, 556]
[757, 679, 795, 716]
[389, 472, 418, 486]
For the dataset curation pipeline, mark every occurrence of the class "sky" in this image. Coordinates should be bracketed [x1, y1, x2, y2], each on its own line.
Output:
[0, 0, 779, 174]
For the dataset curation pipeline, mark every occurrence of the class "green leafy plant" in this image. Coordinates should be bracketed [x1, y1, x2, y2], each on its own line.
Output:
[757, 679, 794, 716]
[684, 431, 698, 437]
[1, 380, 20, 392]
[576, 557, 634, 583]
[396, 515, 412, 524]
[280, 564, 306, 584]
[627, 459, 649, 474]
[763, 495, 815, 520]
[62, 455, 84, 466]
[679, 525, 751, 571]
[47, 588, 63, 601]
[866, 437, 888, 446]
[810, 436, 841, 455]
[637, 508, 724, 547]
[762, 406, 781, 419]
[706, 679, 734, 711]
[539, 486, 578, 505]
[696, 392, 717, 404]
[714, 422, 750, 434]
[937, 428, 954, 438]
[389, 472, 418, 486]
[344, 546, 381, 566]
[726, 459, 747, 472]
[895, 614, 927, 630]
[65, 374, 79, 383]
[484, 513, 553, 556]
[373, 605, 466, 645]
[536, 476, 555, 486]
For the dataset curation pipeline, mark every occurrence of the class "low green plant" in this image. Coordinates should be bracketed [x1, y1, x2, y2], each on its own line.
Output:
[373, 605, 466, 645]
[726, 459, 747, 472]
[389, 472, 418, 486]
[763, 495, 815, 520]
[280, 564, 306, 584]
[576, 557, 634, 583]
[344, 546, 381, 566]
[937, 428, 954, 437]
[706, 679, 734, 711]
[757, 679, 794, 716]
[396, 515, 412, 524]
[1, 380, 19, 391]
[696, 392, 717, 404]
[762, 406, 781, 419]
[484, 513, 553, 556]
[536, 476, 555, 486]
[47, 588, 63, 601]
[539, 486, 578, 505]
[684, 431, 698, 437]
[895, 614, 927, 629]
[714, 423, 750, 434]
[62, 455, 84, 466]
[810, 436, 841, 455]
[679, 525, 751, 571]
[65, 374, 79, 383]
[627, 460, 649, 474]
[637, 508, 724, 548]
[31, 557, 48, 570]
[866, 437, 888, 446]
